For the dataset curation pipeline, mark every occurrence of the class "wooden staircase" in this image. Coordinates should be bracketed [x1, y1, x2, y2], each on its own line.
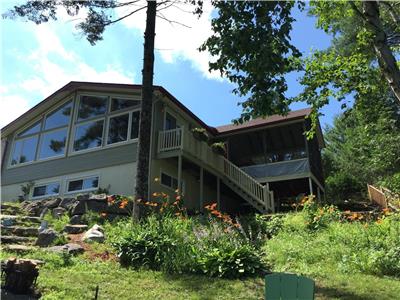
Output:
[158, 127, 275, 213]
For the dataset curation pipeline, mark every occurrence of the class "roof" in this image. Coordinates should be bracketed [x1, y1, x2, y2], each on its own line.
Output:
[215, 108, 312, 134]
[1, 82, 322, 146]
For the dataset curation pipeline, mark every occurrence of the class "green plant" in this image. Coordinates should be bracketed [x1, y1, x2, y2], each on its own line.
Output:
[20, 181, 34, 201]
[210, 142, 226, 156]
[44, 214, 70, 233]
[94, 185, 110, 195]
[302, 195, 340, 230]
[191, 127, 208, 142]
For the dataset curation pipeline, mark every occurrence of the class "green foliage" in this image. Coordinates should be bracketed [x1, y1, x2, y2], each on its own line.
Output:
[44, 213, 70, 233]
[200, 1, 303, 122]
[210, 142, 226, 156]
[379, 172, 400, 194]
[302, 196, 341, 230]
[323, 94, 400, 201]
[191, 127, 209, 142]
[112, 214, 267, 278]
[265, 211, 400, 278]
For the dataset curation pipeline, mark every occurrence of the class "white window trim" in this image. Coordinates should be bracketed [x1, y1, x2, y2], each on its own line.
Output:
[31, 181, 61, 200]
[105, 109, 141, 147]
[37, 127, 69, 161]
[69, 117, 106, 155]
[65, 174, 100, 194]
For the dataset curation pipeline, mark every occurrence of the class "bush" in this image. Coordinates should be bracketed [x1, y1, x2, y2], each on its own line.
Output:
[380, 172, 400, 194]
[302, 196, 340, 230]
[325, 172, 363, 202]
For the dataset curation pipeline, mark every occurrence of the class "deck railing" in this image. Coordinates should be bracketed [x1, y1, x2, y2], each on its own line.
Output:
[157, 126, 274, 212]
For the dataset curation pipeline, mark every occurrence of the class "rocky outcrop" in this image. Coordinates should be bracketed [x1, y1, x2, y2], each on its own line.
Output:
[82, 224, 105, 243]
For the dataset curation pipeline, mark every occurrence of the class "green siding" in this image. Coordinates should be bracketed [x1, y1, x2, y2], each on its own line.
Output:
[1, 142, 138, 185]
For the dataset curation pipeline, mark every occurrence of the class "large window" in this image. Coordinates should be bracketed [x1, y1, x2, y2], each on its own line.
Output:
[73, 95, 140, 151]
[11, 100, 72, 166]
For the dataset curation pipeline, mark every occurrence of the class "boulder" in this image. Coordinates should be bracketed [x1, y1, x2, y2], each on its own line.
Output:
[43, 198, 61, 209]
[76, 194, 90, 201]
[64, 224, 88, 234]
[5, 244, 36, 253]
[59, 198, 76, 209]
[1, 217, 15, 227]
[69, 215, 86, 225]
[70, 199, 107, 215]
[82, 224, 105, 243]
[89, 193, 107, 200]
[35, 229, 58, 247]
[23, 201, 44, 217]
[47, 243, 84, 255]
[52, 207, 67, 219]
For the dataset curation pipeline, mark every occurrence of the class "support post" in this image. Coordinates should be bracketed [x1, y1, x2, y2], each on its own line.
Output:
[308, 177, 313, 195]
[199, 166, 204, 212]
[217, 176, 220, 210]
[177, 155, 182, 194]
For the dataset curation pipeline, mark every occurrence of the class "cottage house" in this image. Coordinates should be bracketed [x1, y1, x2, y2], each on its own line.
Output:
[1, 82, 324, 213]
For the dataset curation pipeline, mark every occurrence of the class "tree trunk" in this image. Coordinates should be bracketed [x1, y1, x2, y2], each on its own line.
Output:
[362, 0, 400, 103]
[134, 0, 157, 218]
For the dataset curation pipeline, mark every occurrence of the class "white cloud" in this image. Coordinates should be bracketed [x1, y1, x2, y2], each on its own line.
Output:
[0, 94, 30, 128]
[19, 25, 134, 97]
[117, 1, 222, 80]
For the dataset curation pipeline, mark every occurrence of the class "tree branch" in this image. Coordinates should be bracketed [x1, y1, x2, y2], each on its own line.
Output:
[156, 12, 191, 28]
[106, 5, 148, 25]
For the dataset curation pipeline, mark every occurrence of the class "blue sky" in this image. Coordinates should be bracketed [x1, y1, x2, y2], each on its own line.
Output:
[0, 1, 346, 129]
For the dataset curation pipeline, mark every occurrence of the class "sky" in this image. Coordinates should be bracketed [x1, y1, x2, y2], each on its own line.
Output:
[0, 1, 346, 130]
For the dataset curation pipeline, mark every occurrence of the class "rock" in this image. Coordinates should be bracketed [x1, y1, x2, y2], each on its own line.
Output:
[70, 199, 107, 215]
[1, 226, 38, 237]
[1, 235, 34, 245]
[59, 198, 76, 209]
[82, 224, 105, 243]
[76, 194, 90, 201]
[52, 207, 67, 219]
[43, 198, 61, 209]
[23, 201, 44, 217]
[39, 207, 49, 219]
[69, 215, 86, 225]
[38, 221, 48, 233]
[35, 229, 58, 247]
[1, 217, 15, 227]
[4, 244, 36, 253]
[89, 193, 107, 200]
[47, 243, 84, 255]
[64, 224, 88, 234]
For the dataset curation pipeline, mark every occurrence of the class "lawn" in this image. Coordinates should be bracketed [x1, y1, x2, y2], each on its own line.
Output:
[2, 198, 399, 299]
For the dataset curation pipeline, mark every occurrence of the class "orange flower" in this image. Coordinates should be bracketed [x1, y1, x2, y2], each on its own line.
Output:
[100, 212, 107, 217]
[175, 195, 181, 201]
[107, 195, 115, 204]
[210, 203, 217, 210]
[382, 208, 390, 215]
[152, 192, 159, 197]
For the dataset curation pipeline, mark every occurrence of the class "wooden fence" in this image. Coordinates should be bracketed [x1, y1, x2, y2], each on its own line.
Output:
[367, 184, 387, 208]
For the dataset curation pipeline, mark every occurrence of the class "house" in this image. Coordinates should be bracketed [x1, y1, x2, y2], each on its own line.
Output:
[0, 82, 325, 213]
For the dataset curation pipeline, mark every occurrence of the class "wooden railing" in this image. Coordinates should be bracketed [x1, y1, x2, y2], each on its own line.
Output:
[367, 184, 387, 208]
[158, 127, 183, 152]
[157, 127, 274, 212]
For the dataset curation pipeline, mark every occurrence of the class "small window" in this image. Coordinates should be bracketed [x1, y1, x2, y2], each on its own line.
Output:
[73, 120, 104, 151]
[18, 121, 41, 137]
[32, 182, 60, 198]
[111, 98, 140, 112]
[67, 176, 99, 192]
[44, 101, 72, 130]
[160, 172, 183, 192]
[39, 128, 67, 159]
[11, 136, 39, 165]
[131, 111, 140, 139]
[78, 95, 108, 121]
[107, 114, 129, 144]
[165, 112, 177, 130]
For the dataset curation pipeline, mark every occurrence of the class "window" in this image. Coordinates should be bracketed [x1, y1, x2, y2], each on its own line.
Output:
[32, 182, 60, 198]
[107, 114, 129, 144]
[131, 111, 140, 139]
[111, 98, 140, 112]
[11, 136, 38, 165]
[10, 100, 73, 166]
[165, 112, 177, 130]
[44, 101, 72, 130]
[78, 95, 107, 121]
[73, 120, 104, 151]
[39, 128, 67, 159]
[160, 172, 184, 193]
[67, 176, 99, 192]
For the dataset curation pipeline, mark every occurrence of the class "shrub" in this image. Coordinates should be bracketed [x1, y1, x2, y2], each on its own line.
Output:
[191, 127, 209, 142]
[325, 172, 363, 202]
[197, 243, 266, 278]
[302, 196, 340, 230]
[210, 142, 226, 156]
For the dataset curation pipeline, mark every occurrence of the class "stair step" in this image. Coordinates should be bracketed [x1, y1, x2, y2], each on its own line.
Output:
[1, 225, 38, 237]
[1, 235, 35, 245]
[3, 244, 36, 253]
[0, 215, 41, 224]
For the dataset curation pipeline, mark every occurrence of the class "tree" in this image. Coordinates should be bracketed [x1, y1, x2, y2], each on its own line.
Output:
[323, 90, 400, 201]
[202, 1, 399, 135]
[3, 0, 201, 217]
[199, 1, 304, 123]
